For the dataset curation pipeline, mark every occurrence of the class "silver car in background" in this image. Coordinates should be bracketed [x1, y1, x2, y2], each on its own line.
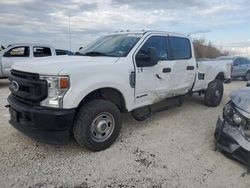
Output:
[218, 56, 250, 81]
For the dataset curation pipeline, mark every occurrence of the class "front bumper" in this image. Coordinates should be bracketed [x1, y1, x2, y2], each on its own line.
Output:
[7, 95, 76, 145]
[214, 116, 250, 166]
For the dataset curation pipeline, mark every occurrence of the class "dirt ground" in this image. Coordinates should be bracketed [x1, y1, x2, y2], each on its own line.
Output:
[0, 79, 250, 188]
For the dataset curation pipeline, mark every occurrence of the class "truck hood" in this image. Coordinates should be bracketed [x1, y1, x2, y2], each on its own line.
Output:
[11, 55, 120, 75]
[230, 87, 250, 114]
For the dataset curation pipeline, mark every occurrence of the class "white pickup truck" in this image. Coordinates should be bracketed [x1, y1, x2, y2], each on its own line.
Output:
[0, 43, 65, 78]
[7, 31, 229, 151]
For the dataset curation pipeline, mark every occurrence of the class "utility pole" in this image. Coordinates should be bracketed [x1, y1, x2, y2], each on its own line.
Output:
[69, 14, 71, 51]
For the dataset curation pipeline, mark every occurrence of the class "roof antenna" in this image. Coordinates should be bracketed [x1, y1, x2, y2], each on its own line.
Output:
[68, 14, 72, 51]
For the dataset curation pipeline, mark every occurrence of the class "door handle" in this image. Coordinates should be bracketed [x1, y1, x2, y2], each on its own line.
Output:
[162, 68, 171, 73]
[187, 66, 195, 70]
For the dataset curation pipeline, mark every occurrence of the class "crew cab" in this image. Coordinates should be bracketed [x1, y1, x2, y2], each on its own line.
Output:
[0, 43, 73, 78]
[7, 31, 226, 151]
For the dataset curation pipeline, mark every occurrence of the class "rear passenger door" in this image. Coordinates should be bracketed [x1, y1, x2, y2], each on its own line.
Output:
[167, 36, 195, 95]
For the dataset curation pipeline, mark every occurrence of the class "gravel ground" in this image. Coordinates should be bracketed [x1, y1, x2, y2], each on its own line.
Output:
[1, 79, 250, 188]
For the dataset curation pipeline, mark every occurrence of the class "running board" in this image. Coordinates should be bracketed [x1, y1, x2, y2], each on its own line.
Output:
[131, 97, 182, 122]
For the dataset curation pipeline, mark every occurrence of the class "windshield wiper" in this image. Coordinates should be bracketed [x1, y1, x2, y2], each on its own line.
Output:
[82, 51, 108, 56]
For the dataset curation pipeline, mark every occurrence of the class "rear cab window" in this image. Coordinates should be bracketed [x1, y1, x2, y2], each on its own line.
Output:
[169, 36, 192, 60]
[56, 50, 67, 56]
[4, 46, 30, 57]
[56, 49, 74, 56]
[33, 47, 52, 57]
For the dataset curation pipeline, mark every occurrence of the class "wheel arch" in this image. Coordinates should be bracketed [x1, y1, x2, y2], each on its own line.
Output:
[77, 87, 127, 113]
[215, 72, 225, 81]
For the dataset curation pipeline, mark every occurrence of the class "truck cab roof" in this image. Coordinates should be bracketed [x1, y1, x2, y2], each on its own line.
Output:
[6, 43, 55, 49]
[108, 30, 189, 38]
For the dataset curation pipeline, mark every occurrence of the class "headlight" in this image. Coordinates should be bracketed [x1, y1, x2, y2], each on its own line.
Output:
[223, 102, 250, 138]
[233, 113, 242, 125]
[39, 75, 69, 108]
[223, 102, 247, 126]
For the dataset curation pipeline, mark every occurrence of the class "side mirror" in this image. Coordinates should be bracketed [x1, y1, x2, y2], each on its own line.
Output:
[136, 47, 159, 67]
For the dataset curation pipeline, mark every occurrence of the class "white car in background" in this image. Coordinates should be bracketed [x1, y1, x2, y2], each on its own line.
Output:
[0, 43, 61, 78]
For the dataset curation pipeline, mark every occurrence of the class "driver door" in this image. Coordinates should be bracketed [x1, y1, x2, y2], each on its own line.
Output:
[134, 35, 170, 106]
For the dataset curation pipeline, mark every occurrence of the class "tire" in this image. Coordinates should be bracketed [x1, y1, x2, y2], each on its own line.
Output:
[73, 99, 122, 151]
[243, 71, 250, 81]
[204, 79, 224, 107]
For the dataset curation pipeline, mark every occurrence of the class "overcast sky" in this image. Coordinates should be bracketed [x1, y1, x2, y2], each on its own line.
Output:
[0, 0, 249, 55]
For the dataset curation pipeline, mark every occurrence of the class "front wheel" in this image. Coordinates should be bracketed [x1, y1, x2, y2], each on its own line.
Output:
[204, 79, 224, 107]
[73, 99, 122, 151]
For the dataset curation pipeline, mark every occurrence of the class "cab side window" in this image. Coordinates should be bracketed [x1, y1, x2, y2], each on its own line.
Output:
[138, 36, 168, 60]
[169, 37, 191, 60]
[33, 47, 52, 57]
[4, 46, 30, 57]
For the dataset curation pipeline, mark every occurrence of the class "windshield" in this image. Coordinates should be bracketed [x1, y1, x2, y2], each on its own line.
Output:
[79, 34, 142, 57]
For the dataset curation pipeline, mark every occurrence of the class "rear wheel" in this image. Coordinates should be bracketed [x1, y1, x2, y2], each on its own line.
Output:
[204, 79, 224, 107]
[243, 71, 250, 81]
[73, 99, 122, 151]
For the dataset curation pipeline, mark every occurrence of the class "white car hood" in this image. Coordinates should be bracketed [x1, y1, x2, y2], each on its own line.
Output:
[11, 55, 119, 75]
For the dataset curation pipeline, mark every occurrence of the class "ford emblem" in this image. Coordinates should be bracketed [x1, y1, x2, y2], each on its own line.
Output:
[10, 80, 19, 92]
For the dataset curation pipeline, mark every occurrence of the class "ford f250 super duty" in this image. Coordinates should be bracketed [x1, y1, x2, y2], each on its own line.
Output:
[7, 31, 227, 151]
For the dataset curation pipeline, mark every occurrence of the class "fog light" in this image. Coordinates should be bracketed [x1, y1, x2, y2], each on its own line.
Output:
[233, 114, 242, 125]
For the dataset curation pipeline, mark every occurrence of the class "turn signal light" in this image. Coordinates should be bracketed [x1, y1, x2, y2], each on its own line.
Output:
[60, 77, 69, 89]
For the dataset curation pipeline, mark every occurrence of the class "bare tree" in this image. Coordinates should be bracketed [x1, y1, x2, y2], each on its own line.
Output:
[193, 38, 227, 59]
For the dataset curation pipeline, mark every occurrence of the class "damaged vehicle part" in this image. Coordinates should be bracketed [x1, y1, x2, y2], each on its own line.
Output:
[214, 87, 250, 167]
